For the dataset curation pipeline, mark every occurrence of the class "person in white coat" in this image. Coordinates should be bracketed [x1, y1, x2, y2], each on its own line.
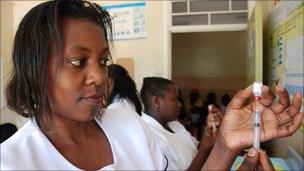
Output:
[105, 64, 168, 169]
[140, 77, 304, 170]
[108, 64, 142, 115]
[0, 0, 166, 170]
[140, 77, 221, 170]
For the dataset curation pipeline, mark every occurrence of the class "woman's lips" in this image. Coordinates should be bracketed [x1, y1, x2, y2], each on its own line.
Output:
[82, 94, 103, 105]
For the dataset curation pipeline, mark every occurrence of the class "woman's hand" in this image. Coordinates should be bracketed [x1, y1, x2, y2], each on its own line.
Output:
[238, 149, 274, 171]
[198, 105, 222, 149]
[206, 104, 223, 133]
[219, 84, 303, 154]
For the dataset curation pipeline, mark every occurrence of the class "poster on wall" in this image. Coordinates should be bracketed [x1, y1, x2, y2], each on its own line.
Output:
[270, 1, 304, 112]
[104, 2, 147, 40]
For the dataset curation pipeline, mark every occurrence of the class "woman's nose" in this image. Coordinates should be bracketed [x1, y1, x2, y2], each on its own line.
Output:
[85, 65, 108, 86]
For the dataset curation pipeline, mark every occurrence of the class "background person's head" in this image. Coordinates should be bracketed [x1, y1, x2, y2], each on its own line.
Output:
[206, 92, 217, 103]
[108, 64, 142, 115]
[189, 89, 200, 106]
[5, 0, 113, 129]
[140, 77, 181, 123]
[221, 94, 231, 107]
[0, 123, 18, 143]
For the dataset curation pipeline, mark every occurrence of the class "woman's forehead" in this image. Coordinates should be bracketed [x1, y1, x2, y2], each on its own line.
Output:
[61, 18, 107, 46]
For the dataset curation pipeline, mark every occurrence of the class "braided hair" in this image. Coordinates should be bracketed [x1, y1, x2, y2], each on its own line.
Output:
[108, 64, 142, 115]
[140, 77, 174, 112]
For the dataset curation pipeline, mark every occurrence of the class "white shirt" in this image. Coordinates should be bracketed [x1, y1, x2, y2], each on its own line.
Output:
[0, 119, 116, 170]
[111, 95, 137, 113]
[101, 102, 167, 170]
[1, 104, 167, 170]
[141, 112, 199, 170]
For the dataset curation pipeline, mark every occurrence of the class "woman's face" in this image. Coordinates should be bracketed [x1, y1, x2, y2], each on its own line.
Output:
[48, 18, 110, 122]
[158, 85, 182, 122]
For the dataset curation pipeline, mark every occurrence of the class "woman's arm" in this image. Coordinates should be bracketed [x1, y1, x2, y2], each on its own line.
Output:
[202, 134, 238, 170]
[187, 105, 222, 171]
[203, 85, 303, 170]
[187, 128, 215, 171]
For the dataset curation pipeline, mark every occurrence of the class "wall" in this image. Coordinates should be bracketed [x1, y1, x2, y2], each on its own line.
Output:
[172, 31, 247, 104]
[1, 1, 17, 125]
[98, 1, 167, 89]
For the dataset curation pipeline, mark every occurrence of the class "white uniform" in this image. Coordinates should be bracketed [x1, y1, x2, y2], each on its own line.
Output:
[101, 101, 167, 170]
[0, 119, 116, 170]
[110, 95, 137, 113]
[1, 103, 167, 170]
[141, 112, 199, 170]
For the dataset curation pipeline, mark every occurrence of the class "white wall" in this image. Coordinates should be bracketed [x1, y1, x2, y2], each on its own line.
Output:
[1, 1, 45, 127]
[1, 1, 16, 126]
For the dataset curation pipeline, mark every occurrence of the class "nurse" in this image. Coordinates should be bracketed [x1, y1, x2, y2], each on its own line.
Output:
[140, 77, 303, 170]
[140, 77, 222, 170]
[1, 0, 166, 170]
[108, 64, 142, 115]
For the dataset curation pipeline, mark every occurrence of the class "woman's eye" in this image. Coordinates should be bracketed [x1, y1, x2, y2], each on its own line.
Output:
[69, 59, 86, 66]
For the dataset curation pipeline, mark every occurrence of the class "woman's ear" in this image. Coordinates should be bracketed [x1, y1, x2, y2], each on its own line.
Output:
[151, 95, 160, 108]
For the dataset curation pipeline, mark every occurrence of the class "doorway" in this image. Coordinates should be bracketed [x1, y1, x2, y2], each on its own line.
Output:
[172, 31, 247, 107]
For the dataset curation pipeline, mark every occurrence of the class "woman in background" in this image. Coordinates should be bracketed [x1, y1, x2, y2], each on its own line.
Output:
[140, 77, 303, 170]
[140, 77, 222, 170]
[108, 64, 142, 115]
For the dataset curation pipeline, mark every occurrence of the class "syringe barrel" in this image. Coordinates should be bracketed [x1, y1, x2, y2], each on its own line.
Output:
[253, 110, 260, 149]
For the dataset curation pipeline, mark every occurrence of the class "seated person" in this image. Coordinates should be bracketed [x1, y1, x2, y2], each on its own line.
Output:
[108, 64, 142, 115]
[188, 89, 204, 139]
[203, 92, 219, 108]
[220, 93, 231, 112]
[140, 77, 222, 170]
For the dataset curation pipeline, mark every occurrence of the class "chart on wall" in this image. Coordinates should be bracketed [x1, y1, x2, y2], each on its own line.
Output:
[270, 1, 304, 112]
[104, 2, 147, 40]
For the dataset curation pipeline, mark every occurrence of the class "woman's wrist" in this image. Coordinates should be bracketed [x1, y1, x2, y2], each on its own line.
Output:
[202, 133, 239, 170]
[201, 130, 216, 148]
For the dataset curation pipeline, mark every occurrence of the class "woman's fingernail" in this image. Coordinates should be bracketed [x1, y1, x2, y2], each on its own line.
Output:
[263, 85, 269, 91]
[248, 148, 257, 157]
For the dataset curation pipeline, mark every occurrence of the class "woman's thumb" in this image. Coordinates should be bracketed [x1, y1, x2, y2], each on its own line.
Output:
[238, 148, 259, 171]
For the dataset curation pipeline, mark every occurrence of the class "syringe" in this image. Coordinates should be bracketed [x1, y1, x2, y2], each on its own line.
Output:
[208, 105, 217, 133]
[253, 82, 262, 149]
